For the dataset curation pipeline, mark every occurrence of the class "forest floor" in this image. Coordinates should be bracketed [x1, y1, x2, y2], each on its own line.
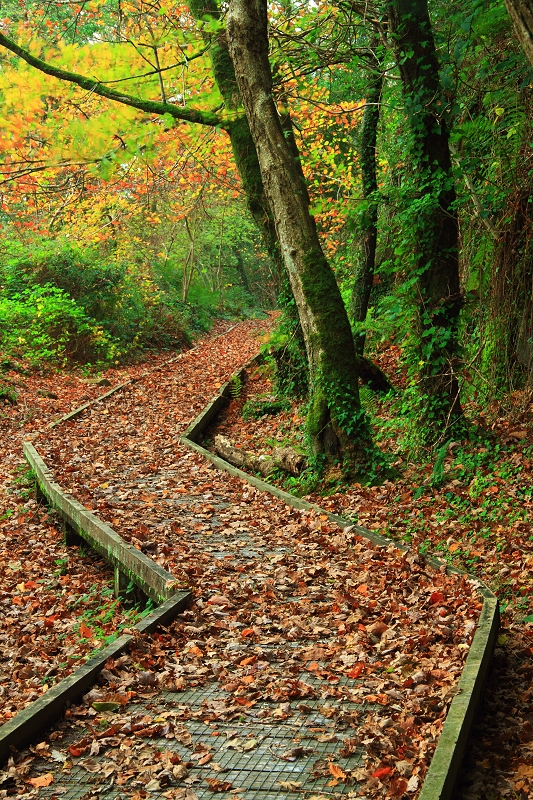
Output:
[206, 349, 533, 799]
[0, 320, 529, 799]
[0, 321, 239, 722]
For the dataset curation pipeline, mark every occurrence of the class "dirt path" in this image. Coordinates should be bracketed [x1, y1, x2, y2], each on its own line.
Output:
[0, 321, 485, 799]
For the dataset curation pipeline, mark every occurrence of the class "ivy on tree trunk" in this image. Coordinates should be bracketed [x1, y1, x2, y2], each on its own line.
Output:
[188, 0, 282, 281]
[387, 0, 462, 431]
[351, 42, 383, 357]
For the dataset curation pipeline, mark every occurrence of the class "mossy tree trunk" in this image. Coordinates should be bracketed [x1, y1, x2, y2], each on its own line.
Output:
[351, 43, 383, 356]
[387, 0, 462, 429]
[188, 0, 282, 283]
[226, 0, 373, 467]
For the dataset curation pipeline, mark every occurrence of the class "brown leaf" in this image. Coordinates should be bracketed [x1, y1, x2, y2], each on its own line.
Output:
[328, 763, 346, 780]
[28, 774, 54, 787]
[205, 778, 233, 792]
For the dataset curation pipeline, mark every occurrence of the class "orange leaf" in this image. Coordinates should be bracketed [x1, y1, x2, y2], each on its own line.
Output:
[241, 675, 254, 684]
[430, 591, 445, 605]
[328, 763, 346, 779]
[12, 596, 22, 606]
[68, 745, 88, 757]
[241, 628, 255, 637]
[25, 580, 38, 590]
[79, 621, 94, 638]
[240, 656, 257, 666]
[356, 584, 368, 596]
[372, 766, 392, 779]
[448, 542, 460, 553]
[346, 664, 364, 679]
[29, 774, 54, 787]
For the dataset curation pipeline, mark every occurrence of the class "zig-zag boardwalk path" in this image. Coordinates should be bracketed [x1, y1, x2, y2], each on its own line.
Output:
[2, 321, 492, 800]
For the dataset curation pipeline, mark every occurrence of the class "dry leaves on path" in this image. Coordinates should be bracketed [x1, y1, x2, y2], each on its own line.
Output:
[0, 321, 248, 720]
[207, 352, 533, 799]
[13, 319, 484, 800]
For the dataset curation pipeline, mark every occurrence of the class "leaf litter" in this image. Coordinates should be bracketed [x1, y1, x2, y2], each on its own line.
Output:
[0, 321, 248, 722]
[207, 350, 533, 798]
[0, 320, 486, 799]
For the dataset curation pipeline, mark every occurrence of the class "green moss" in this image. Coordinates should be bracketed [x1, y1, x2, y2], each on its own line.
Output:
[298, 246, 374, 462]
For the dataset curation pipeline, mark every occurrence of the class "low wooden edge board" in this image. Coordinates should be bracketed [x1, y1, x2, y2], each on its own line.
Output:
[0, 591, 190, 764]
[181, 361, 500, 800]
[47, 381, 133, 429]
[23, 441, 181, 604]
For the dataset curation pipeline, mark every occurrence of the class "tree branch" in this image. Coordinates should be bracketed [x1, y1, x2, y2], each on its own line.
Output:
[0, 31, 227, 129]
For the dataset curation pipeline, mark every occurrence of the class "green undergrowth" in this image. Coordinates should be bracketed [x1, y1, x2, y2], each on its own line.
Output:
[0, 240, 265, 370]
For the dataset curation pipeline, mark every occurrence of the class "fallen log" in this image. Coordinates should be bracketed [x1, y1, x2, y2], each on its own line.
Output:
[214, 435, 306, 477]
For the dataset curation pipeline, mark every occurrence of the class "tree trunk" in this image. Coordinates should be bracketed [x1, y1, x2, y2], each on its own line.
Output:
[188, 0, 282, 282]
[505, 0, 533, 66]
[387, 0, 462, 429]
[234, 251, 251, 293]
[351, 45, 383, 356]
[226, 0, 373, 467]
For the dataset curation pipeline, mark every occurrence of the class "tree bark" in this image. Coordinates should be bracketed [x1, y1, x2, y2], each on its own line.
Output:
[505, 0, 533, 66]
[387, 0, 462, 428]
[188, 0, 282, 282]
[351, 44, 383, 356]
[226, 0, 373, 466]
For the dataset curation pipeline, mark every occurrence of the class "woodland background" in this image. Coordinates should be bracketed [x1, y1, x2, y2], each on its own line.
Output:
[2, 4, 533, 796]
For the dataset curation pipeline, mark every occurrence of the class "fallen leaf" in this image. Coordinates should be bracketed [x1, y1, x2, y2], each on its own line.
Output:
[243, 739, 258, 751]
[79, 621, 94, 638]
[28, 774, 54, 787]
[92, 701, 121, 712]
[328, 763, 346, 779]
[372, 766, 392, 779]
[346, 664, 364, 679]
[205, 778, 233, 792]
[277, 780, 302, 790]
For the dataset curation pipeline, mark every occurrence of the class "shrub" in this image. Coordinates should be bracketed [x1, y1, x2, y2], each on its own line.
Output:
[0, 284, 119, 366]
